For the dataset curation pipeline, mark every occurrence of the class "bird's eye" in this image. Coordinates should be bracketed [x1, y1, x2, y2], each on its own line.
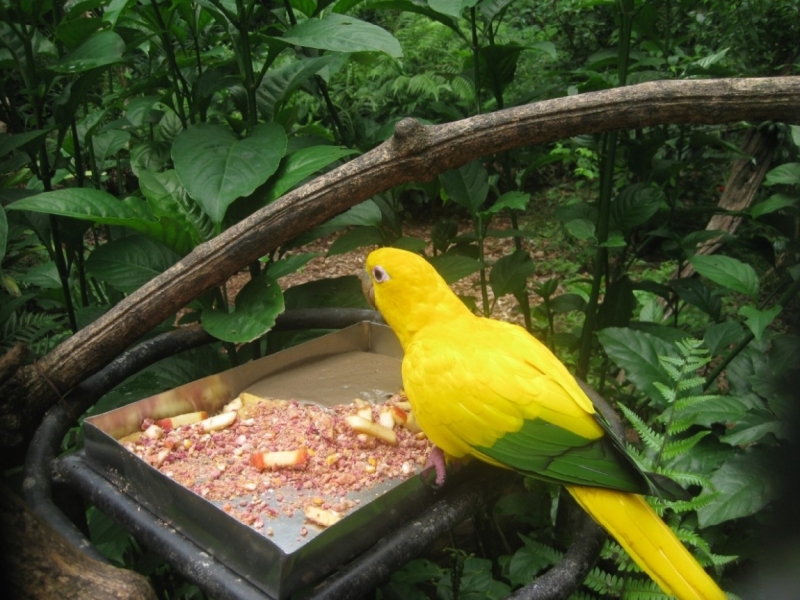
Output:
[371, 265, 390, 283]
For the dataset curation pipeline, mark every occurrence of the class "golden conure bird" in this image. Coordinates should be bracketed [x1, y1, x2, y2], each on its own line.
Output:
[362, 247, 726, 600]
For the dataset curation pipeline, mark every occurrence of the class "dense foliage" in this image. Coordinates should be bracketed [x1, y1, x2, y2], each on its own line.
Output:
[1, 0, 799, 598]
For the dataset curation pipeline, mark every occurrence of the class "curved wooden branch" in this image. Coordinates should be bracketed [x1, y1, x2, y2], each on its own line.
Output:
[5, 76, 800, 445]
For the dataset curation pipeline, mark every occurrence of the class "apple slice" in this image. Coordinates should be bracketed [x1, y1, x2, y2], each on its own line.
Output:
[155, 411, 208, 431]
[344, 415, 397, 445]
[304, 505, 342, 528]
[199, 411, 237, 432]
[250, 448, 309, 471]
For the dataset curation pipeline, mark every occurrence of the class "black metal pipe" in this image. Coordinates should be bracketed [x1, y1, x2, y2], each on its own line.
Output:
[55, 452, 270, 600]
[308, 464, 515, 599]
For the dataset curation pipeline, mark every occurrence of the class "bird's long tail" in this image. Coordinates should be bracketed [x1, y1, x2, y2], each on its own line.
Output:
[567, 485, 727, 600]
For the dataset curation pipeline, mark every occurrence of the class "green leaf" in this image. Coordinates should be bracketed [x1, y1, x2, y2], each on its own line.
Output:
[676, 395, 751, 428]
[85, 236, 180, 293]
[51, 30, 126, 73]
[172, 123, 287, 225]
[92, 129, 130, 167]
[265, 252, 321, 279]
[751, 193, 798, 218]
[764, 162, 800, 186]
[428, 0, 478, 19]
[564, 218, 595, 241]
[125, 96, 162, 128]
[611, 182, 664, 230]
[138, 169, 212, 244]
[428, 254, 483, 284]
[549, 293, 586, 314]
[201, 275, 285, 343]
[703, 320, 744, 356]
[439, 160, 489, 215]
[490, 250, 534, 299]
[326, 226, 384, 256]
[267, 145, 358, 203]
[8, 189, 194, 254]
[598, 276, 636, 329]
[485, 191, 530, 214]
[597, 327, 677, 405]
[0, 128, 56, 158]
[720, 409, 786, 446]
[738, 304, 782, 342]
[689, 254, 759, 297]
[280, 13, 402, 58]
[697, 449, 777, 527]
[284, 275, 369, 309]
[671, 278, 722, 320]
[103, 0, 137, 28]
[256, 55, 343, 121]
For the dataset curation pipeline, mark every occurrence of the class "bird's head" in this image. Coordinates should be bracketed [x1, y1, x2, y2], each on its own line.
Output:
[362, 247, 469, 348]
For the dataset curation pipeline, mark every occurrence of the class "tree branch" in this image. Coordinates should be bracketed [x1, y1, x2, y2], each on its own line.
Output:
[4, 76, 800, 447]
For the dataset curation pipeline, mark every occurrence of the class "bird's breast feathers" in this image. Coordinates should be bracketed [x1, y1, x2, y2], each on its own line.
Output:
[401, 317, 604, 459]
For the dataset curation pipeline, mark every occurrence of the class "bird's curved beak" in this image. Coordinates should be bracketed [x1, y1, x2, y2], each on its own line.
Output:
[360, 269, 376, 308]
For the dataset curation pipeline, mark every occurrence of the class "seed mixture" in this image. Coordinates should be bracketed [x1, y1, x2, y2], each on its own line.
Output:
[118, 393, 431, 534]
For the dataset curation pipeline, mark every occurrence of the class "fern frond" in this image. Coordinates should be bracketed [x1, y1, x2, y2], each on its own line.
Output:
[662, 431, 711, 459]
[619, 404, 663, 453]
[653, 381, 676, 404]
[659, 471, 714, 491]
[666, 491, 719, 514]
[708, 553, 739, 567]
[583, 567, 625, 595]
[620, 576, 672, 600]
[677, 376, 706, 392]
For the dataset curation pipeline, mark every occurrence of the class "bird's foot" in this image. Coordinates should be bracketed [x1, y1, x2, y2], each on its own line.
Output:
[421, 445, 447, 487]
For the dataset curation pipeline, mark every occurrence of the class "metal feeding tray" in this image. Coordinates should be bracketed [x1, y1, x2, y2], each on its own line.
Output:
[83, 322, 440, 599]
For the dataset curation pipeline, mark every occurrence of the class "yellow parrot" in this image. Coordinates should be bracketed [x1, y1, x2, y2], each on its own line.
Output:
[362, 247, 726, 600]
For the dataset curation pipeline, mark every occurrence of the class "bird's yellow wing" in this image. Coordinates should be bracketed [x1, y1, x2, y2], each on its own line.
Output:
[402, 317, 656, 494]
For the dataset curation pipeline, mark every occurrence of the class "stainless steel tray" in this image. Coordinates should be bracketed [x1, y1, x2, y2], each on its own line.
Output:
[84, 322, 438, 599]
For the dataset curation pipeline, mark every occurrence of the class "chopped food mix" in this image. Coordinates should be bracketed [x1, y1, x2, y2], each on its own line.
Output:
[119, 392, 431, 534]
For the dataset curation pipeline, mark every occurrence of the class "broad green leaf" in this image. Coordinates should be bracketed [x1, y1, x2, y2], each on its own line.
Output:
[428, 254, 483, 284]
[51, 30, 125, 73]
[288, 200, 382, 247]
[85, 236, 180, 293]
[267, 145, 358, 203]
[103, 0, 137, 28]
[565, 218, 595, 241]
[17, 261, 62, 289]
[751, 193, 798, 218]
[283, 275, 369, 309]
[138, 169, 212, 243]
[125, 96, 161, 127]
[703, 320, 743, 356]
[92, 129, 130, 167]
[738, 304, 782, 341]
[55, 16, 103, 50]
[327, 226, 384, 256]
[256, 55, 342, 121]
[439, 161, 489, 215]
[0, 128, 55, 158]
[202, 275, 285, 343]
[8, 189, 194, 254]
[611, 182, 664, 230]
[690, 254, 759, 297]
[474, 44, 524, 100]
[490, 250, 534, 298]
[428, 0, 478, 19]
[172, 123, 287, 225]
[599, 231, 626, 248]
[549, 293, 586, 314]
[676, 395, 750, 428]
[697, 449, 777, 527]
[280, 14, 402, 58]
[597, 327, 677, 405]
[485, 191, 530, 215]
[791, 125, 800, 148]
[720, 409, 786, 446]
[671, 278, 722, 320]
[392, 236, 428, 254]
[764, 162, 800, 186]
[265, 252, 321, 279]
